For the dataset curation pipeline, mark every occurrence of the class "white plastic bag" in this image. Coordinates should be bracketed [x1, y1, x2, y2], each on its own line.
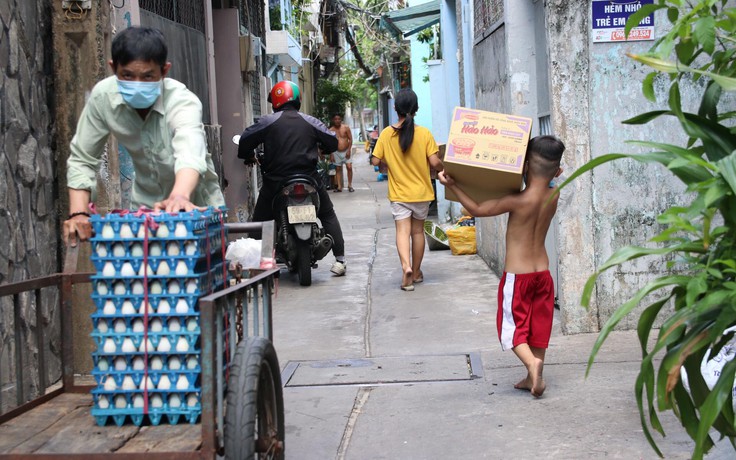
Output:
[681, 326, 736, 408]
[225, 238, 262, 269]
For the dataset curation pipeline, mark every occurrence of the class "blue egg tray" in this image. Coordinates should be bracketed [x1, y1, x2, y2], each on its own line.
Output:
[90, 262, 227, 298]
[91, 293, 203, 316]
[90, 389, 201, 426]
[92, 330, 201, 355]
[90, 207, 228, 241]
[91, 224, 227, 263]
[93, 352, 201, 373]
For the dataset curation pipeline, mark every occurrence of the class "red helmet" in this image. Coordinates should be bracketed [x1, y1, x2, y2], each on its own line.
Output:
[268, 81, 300, 110]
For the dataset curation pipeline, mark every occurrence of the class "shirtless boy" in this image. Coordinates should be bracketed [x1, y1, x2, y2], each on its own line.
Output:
[329, 114, 354, 192]
[438, 135, 565, 397]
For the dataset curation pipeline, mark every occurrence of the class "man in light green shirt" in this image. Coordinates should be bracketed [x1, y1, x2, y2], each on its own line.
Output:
[64, 27, 225, 246]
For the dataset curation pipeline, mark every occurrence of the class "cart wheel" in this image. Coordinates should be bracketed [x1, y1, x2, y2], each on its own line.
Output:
[296, 240, 312, 287]
[225, 337, 285, 459]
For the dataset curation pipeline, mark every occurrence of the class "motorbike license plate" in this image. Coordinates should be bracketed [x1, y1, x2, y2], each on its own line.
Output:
[287, 205, 317, 224]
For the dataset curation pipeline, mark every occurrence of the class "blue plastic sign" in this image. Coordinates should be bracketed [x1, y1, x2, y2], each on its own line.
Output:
[592, 0, 655, 43]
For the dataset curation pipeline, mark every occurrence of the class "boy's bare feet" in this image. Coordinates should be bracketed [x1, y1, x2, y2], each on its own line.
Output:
[529, 358, 545, 397]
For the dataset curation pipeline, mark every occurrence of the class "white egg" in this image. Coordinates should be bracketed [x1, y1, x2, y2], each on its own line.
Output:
[101, 223, 114, 239]
[185, 241, 197, 255]
[114, 356, 127, 371]
[103, 376, 117, 391]
[156, 224, 170, 238]
[103, 338, 117, 353]
[97, 358, 109, 371]
[130, 242, 143, 257]
[96, 281, 108, 295]
[176, 375, 189, 390]
[112, 243, 126, 258]
[157, 299, 171, 314]
[139, 301, 153, 315]
[121, 375, 136, 390]
[169, 394, 181, 408]
[186, 356, 198, 369]
[150, 281, 163, 294]
[150, 356, 163, 370]
[175, 299, 189, 314]
[138, 338, 154, 353]
[102, 262, 116, 277]
[157, 375, 171, 390]
[156, 261, 170, 276]
[131, 280, 144, 295]
[149, 242, 162, 256]
[168, 356, 182, 370]
[121, 301, 136, 315]
[120, 262, 135, 277]
[166, 241, 180, 256]
[186, 393, 198, 407]
[119, 223, 134, 239]
[98, 396, 110, 409]
[95, 243, 108, 257]
[150, 318, 163, 332]
[113, 281, 126, 295]
[97, 319, 108, 332]
[174, 222, 188, 237]
[139, 376, 154, 390]
[132, 356, 145, 371]
[175, 261, 189, 276]
[175, 337, 189, 352]
[186, 318, 198, 331]
[113, 319, 126, 333]
[185, 280, 198, 294]
[115, 395, 127, 408]
[157, 337, 171, 352]
[138, 263, 154, 277]
[133, 394, 144, 408]
[168, 281, 181, 294]
[168, 318, 181, 332]
[131, 319, 144, 333]
[150, 394, 164, 408]
[137, 224, 147, 238]
[121, 338, 136, 353]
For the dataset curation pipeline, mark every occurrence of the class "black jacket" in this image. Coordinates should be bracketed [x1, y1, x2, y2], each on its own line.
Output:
[238, 107, 338, 182]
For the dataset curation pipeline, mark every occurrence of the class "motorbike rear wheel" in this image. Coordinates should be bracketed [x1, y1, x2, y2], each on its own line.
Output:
[296, 240, 312, 286]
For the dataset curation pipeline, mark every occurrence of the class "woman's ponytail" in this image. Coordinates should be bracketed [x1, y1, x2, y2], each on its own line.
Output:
[393, 89, 419, 153]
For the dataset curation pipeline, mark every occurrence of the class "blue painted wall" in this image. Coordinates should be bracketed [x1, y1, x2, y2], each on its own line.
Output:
[408, 0, 434, 131]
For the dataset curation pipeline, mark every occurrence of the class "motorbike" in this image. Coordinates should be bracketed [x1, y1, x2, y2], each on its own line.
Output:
[233, 136, 333, 286]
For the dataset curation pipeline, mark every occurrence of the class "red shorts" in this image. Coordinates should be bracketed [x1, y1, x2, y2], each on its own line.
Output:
[497, 270, 554, 351]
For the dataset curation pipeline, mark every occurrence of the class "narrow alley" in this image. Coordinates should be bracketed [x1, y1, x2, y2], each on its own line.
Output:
[269, 150, 729, 460]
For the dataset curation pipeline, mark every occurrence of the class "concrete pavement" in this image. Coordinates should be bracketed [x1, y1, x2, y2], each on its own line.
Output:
[270, 149, 731, 459]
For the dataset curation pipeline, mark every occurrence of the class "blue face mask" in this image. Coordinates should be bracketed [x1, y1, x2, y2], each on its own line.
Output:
[117, 79, 162, 109]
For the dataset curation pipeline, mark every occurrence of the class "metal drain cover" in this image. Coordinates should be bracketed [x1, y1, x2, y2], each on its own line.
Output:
[283, 354, 481, 387]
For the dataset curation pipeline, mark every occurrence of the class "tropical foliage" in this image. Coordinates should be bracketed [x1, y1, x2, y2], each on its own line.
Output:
[560, 0, 736, 458]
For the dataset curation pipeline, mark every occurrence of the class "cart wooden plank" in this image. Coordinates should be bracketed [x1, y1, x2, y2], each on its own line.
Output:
[0, 393, 92, 453]
[0, 393, 201, 455]
[116, 424, 201, 453]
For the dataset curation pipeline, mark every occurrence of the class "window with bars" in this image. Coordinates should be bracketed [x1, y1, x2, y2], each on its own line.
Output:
[139, 0, 205, 33]
[474, 0, 504, 40]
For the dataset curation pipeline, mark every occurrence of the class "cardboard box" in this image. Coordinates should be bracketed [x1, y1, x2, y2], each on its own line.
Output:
[443, 107, 533, 203]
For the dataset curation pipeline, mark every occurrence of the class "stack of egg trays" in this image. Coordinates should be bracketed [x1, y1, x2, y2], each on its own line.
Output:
[89, 208, 228, 427]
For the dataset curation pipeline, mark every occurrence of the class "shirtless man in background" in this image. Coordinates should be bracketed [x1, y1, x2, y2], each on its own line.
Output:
[329, 114, 354, 192]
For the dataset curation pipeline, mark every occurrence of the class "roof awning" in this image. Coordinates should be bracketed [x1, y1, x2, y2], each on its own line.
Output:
[381, 0, 440, 39]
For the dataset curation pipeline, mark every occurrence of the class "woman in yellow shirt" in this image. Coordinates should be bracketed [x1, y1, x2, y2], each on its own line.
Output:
[371, 89, 444, 291]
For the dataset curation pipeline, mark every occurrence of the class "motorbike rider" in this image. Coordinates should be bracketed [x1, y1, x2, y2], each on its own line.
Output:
[237, 80, 347, 276]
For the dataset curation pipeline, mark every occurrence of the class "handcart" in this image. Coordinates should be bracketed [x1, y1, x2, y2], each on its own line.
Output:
[0, 221, 283, 459]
